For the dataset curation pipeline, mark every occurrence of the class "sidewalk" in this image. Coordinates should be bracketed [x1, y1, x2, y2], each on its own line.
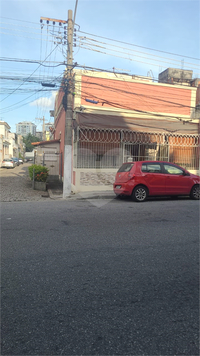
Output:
[0, 165, 116, 202]
[47, 181, 116, 200]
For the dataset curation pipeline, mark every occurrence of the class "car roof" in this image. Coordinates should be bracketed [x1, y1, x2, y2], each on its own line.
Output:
[122, 161, 179, 165]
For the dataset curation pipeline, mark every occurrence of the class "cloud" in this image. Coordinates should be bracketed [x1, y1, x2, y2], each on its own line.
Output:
[30, 92, 57, 109]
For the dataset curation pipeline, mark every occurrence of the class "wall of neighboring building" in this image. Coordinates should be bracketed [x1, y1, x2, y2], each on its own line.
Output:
[72, 168, 116, 193]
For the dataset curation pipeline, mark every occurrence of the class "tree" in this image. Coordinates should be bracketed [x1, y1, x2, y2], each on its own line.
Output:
[23, 134, 41, 152]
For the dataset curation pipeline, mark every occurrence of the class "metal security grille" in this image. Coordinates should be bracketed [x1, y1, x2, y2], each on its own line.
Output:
[74, 127, 199, 171]
[35, 151, 63, 178]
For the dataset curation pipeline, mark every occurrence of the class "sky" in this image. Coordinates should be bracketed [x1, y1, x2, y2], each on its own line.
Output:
[0, 0, 199, 133]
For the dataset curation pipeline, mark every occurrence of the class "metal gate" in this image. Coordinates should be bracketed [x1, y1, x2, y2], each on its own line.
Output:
[35, 151, 63, 180]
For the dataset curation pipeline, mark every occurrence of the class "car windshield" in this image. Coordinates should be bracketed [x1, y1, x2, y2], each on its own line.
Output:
[117, 163, 134, 173]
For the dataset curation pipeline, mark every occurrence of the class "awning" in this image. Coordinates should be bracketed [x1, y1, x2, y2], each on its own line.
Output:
[76, 113, 199, 135]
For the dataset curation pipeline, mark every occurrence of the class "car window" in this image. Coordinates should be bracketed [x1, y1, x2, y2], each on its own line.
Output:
[142, 163, 161, 173]
[164, 164, 183, 175]
[118, 163, 134, 173]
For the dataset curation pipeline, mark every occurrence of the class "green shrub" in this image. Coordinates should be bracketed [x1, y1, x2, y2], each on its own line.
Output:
[28, 164, 49, 182]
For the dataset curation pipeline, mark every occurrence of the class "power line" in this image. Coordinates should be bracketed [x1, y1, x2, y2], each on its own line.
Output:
[1, 59, 197, 91]
[1, 16, 199, 62]
[77, 80, 196, 110]
[78, 36, 200, 70]
[75, 87, 196, 118]
[79, 45, 200, 75]
[0, 57, 66, 66]
[77, 29, 200, 62]
[71, 76, 198, 124]
[78, 111, 193, 133]
[0, 30, 55, 43]
[0, 45, 59, 104]
[0, 16, 40, 25]
[0, 90, 47, 114]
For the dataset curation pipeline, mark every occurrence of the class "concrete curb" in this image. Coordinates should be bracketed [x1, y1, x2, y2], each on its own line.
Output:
[48, 189, 116, 201]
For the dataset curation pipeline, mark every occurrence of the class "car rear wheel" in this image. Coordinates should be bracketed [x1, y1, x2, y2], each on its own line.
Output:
[132, 185, 148, 202]
[190, 184, 200, 200]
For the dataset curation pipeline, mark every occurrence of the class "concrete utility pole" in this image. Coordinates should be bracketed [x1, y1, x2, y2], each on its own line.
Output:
[63, 9, 73, 198]
[36, 116, 46, 140]
[40, 12, 74, 198]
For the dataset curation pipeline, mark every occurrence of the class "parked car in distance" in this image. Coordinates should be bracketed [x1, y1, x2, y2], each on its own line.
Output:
[1, 159, 17, 169]
[24, 158, 33, 162]
[18, 158, 23, 164]
[12, 157, 20, 166]
[113, 161, 200, 202]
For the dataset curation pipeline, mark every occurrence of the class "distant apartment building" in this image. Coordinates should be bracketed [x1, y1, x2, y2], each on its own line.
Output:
[16, 121, 37, 136]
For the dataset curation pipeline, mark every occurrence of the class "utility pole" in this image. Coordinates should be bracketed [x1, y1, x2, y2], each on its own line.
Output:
[40, 12, 74, 198]
[63, 9, 73, 198]
[36, 116, 46, 140]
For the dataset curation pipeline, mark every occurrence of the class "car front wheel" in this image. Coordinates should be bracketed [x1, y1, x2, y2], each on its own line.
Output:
[190, 184, 200, 200]
[132, 185, 148, 202]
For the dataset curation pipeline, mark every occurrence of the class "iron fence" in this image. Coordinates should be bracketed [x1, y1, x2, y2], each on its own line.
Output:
[74, 127, 199, 171]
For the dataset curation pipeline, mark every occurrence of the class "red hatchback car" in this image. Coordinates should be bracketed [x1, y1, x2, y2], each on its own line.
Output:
[113, 161, 200, 202]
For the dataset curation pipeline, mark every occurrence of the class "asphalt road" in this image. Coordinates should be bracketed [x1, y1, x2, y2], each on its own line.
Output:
[1, 197, 199, 355]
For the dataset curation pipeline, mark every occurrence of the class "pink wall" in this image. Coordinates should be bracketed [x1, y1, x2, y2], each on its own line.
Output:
[81, 76, 192, 116]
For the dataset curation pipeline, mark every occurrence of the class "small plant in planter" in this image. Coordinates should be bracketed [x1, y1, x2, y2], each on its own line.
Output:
[28, 164, 49, 182]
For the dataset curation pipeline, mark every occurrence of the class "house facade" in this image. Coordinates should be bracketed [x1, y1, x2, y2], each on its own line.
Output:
[0, 121, 26, 166]
[53, 68, 200, 193]
[8, 132, 19, 158]
[0, 121, 11, 164]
